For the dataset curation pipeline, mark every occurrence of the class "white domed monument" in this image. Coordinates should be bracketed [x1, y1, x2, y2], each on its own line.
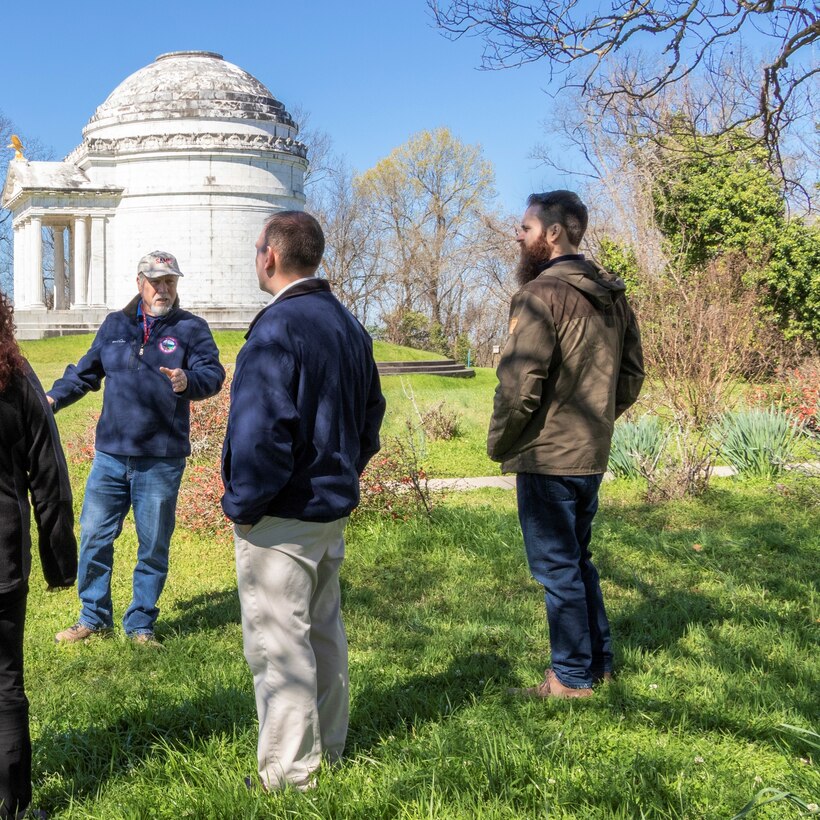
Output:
[2, 51, 308, 338]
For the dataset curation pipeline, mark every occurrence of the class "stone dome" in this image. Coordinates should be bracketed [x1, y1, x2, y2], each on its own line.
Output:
[84, 51, 296, 134]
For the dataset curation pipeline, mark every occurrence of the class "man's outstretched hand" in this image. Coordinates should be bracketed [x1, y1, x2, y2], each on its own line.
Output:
[160, 367, 188, 393]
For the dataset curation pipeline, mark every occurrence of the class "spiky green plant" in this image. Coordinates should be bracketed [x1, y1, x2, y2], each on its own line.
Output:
[608, 415, 667, 479]
[714, 407, 804, 479]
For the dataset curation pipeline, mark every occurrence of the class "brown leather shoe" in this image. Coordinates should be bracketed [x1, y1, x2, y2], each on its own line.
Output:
[509, 669, 594, 699]
[593, 671, 614, 686]
[54, 623, 113, 644]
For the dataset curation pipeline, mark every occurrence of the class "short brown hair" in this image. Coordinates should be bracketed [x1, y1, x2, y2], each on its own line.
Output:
[527, 190, 588, 247]
[263, 211, 325, 273]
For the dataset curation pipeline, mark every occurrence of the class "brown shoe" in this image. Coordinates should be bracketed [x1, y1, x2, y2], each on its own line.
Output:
[55, 623, 113, 644]
[593, 671, 614, 686]
[509, 669, 594, 699]
[129, 632, 161, 647]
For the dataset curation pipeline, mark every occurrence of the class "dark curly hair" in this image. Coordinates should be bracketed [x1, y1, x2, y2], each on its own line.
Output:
[0, 292, 26, 392]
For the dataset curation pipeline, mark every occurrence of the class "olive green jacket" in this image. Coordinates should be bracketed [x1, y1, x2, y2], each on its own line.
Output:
[487, 258, 644, 474]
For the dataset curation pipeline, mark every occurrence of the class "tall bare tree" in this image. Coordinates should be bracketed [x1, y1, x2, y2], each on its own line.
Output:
[356, 127, 497, 342]
[430, 1, 818, 182]
[310, 160, 387, 326]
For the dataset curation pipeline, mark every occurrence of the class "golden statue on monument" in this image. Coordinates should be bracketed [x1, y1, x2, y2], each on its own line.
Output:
[7, 134, 25, 160]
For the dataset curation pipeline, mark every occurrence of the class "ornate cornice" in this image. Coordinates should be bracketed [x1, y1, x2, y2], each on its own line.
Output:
[65, 132, 307, 164]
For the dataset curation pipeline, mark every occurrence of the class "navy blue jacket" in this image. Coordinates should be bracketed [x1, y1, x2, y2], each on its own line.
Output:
[49, 296, 225, 457]
[221, 279, 386, 524]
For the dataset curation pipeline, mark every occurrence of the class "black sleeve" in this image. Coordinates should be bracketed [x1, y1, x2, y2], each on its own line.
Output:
[23, 365, 78, 587]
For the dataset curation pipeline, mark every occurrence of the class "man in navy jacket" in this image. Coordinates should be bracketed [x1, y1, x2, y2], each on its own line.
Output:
[222, 211, 385, 791]
[49, 251, 225, 644]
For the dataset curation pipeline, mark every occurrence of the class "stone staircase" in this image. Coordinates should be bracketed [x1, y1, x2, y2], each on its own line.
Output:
[376, 359, 475, 378]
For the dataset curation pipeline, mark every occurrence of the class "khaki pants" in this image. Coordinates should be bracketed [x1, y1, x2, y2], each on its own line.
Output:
[234, 515, 349, 790]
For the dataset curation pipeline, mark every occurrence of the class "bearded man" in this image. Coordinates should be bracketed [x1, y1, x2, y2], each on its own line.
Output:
[49, 251, 225, 645]
[488, 191, 644, 697]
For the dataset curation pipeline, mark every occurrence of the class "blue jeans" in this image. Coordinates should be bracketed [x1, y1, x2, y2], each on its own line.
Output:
[77, 451, 185, 635]
[516, 473, 612, 689]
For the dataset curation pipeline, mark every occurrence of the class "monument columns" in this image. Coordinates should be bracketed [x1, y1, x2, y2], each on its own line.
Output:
[53, 227, 67, 310]
[73, 216, 89, 307]
[68, 226, 75, 306]
[12, 222, 27, 308]
[28, 216, 46, 310]
[88, 216, 106, 306]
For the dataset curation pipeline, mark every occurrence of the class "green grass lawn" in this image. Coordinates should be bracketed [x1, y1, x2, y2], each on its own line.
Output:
[24, 478, 819, 818]
[379, 369, 499, 478]
[16, 335, 820, 818]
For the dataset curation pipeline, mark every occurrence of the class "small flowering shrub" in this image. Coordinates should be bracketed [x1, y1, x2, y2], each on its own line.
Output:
[176, 461, 231, 538]
[783, 366, 819, 433]
[749, 363, 819, 433]
[420, 401, 462, 441]
[189, 372, 232, 461]
[356, 424, 434, 520]
[66, 412, 99, 464]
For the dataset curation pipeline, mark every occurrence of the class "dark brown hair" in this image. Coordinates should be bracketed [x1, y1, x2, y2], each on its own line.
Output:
[0, 292, 25, 392]
[527, 190, 589, 247]
[263, 210, 325, 272]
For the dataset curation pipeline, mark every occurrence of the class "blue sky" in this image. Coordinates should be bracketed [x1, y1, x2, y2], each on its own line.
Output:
[2, 0, 562, 215]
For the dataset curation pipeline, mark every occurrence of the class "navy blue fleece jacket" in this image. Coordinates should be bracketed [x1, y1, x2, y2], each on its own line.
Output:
[48, 296, 225, 457]
[221, 278, 386, 524]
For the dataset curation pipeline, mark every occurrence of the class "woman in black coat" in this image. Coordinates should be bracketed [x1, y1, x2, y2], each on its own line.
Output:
[0, 292, 77, 819]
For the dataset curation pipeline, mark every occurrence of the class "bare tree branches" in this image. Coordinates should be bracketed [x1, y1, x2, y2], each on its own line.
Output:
[430, 1, 818, 173]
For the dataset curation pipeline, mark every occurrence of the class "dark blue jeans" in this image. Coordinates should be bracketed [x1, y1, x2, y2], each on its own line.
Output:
[77, 452, 185, 635]
[517, 473, 612, 689]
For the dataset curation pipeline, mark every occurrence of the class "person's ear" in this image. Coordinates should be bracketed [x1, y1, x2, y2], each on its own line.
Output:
[265, 244, 277, 273]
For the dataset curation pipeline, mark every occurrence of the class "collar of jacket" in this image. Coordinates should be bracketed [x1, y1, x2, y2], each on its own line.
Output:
[122, 294, 181, 320]
[537, 253, 585, 272]
[245, 277, 331, 339]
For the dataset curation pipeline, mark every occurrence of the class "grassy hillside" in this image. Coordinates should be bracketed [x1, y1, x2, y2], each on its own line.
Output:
[20, 331, 446, 372]
[22, 333, 499, 478]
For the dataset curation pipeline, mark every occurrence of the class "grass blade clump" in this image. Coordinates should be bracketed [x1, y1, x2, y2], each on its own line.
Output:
[714, 407, 803, 479]
[609, 415, 667, 479]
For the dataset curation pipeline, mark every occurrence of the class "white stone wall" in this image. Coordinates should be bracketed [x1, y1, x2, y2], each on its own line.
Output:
[97, 148, 305, 308]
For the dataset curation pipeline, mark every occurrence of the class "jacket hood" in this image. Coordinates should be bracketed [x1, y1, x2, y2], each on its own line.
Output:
[536, 258, 626, 308]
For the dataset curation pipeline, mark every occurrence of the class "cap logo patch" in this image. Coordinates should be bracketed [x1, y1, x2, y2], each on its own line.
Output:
[158, 337, 178, 354]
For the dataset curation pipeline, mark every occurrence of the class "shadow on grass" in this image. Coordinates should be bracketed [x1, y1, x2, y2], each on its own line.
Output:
[162, 587, 241, 635]
[35, 685, 256, 810]
[348, 652, 510, 754]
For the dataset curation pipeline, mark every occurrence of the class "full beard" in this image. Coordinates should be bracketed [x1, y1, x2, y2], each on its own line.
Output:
[149, 300, 172, 317]
[515, 238, 551, 287]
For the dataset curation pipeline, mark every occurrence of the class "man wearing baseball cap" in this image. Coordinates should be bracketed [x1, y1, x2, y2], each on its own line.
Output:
[48, 251, 225, 644]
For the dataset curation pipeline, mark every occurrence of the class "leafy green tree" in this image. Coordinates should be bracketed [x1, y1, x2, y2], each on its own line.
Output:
[597, 237, 641, 295]
[357, 128, 496, 341]
[648, 129, 820, 345]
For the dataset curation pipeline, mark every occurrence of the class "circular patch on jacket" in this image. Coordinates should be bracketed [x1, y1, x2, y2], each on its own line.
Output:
[158, 337, 179, 354]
